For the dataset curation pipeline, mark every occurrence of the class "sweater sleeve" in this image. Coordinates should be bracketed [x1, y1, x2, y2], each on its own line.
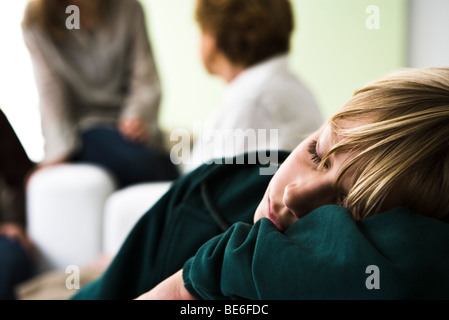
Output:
[182, 219, 275, 300]
[182, 206, 382, 300]
[120, 1, 162, 141]
[22, 28, 78, 163]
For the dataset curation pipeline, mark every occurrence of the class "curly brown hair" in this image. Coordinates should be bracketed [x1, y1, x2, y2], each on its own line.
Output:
[195, 0, 294, 67]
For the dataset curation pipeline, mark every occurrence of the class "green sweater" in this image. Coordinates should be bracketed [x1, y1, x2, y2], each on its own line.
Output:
[72, 152, 449, 300]
[184, 206, 449, 299]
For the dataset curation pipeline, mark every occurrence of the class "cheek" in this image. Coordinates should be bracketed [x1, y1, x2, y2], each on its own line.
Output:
[282, 181, 316, 217]
[276, 147, 339, 214]
[273, 144, 311, 188]
[283, 177, 340, 216]
[265, 150, 309, 204]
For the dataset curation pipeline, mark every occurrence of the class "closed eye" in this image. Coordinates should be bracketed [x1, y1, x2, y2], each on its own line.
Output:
[308, 140, 329, 169]
[308, 140, 321, 164]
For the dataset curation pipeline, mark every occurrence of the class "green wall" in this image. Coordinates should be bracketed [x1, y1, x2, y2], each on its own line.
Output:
[142, 0, 407, 131]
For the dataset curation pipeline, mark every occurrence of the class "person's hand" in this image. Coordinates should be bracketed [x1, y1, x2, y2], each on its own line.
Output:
[0, 223, 33, 254]
[135, 269, 197, 300]
[119, 117, 150, 144]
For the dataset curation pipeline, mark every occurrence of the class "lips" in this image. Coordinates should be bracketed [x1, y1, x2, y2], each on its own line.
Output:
[267, 195, 284, 231]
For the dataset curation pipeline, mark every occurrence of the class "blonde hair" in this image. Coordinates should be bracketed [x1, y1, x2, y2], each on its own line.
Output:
[322, 68, 449, 221]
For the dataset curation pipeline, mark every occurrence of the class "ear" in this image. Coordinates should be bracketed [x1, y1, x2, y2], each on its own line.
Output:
[199, 31, 220, 73]
[201, 31, 219, 55]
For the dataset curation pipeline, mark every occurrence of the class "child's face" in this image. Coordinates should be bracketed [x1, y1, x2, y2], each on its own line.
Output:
[254, 122, 357, 232]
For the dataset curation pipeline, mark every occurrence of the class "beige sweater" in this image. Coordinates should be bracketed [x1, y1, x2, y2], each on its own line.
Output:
[23, 0, 162, 163]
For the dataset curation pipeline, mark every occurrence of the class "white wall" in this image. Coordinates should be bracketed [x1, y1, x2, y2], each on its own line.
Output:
[2, 0, 447, 163]
[407, 0, 449, 68]
[0, 1, 42, 162]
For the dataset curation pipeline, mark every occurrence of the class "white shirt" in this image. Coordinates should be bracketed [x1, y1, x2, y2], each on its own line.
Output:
[186, 54, 323, 172]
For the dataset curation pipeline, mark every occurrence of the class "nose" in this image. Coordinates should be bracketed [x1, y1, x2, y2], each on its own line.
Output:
[283, 179, 337, 218]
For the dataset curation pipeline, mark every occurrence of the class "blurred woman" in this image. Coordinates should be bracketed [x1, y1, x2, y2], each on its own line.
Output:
[22, 0, 179, 187]
[187, 0, 323, 170]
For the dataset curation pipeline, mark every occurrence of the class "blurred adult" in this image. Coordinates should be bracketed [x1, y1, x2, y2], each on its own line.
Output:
[187, 0, 323, 170]
[22, 0, 179, 187]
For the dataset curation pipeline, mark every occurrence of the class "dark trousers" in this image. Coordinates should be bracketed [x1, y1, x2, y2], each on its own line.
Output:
[73, 127, 179, 188]
[0, 237, 33, 300]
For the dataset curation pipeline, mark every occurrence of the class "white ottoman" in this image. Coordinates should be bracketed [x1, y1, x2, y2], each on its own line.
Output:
[102, 181, 172, 256]
[26, 164, 117, 273]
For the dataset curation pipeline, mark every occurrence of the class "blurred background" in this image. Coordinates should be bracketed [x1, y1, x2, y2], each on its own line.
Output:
[0, 0, 448, 163]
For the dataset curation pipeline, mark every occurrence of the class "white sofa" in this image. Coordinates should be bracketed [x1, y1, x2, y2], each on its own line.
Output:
[26, 131, 192, 275]
[102, 181, 172, 257]
[26, 164, 172, 273]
